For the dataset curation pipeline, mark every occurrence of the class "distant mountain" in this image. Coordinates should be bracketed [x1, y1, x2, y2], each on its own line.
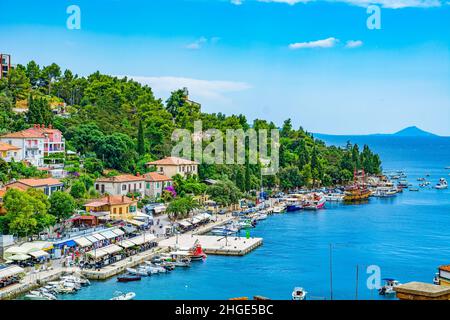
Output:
[314, 126, 440, 138]
[392, 126, 438, 137]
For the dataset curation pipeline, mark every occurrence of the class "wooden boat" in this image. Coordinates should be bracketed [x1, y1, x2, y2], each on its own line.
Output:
[344, 186, 371, 202]
[117, 275, 141, 282]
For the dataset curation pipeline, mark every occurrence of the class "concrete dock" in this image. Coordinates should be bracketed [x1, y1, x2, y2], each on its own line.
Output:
[158, 234, 263, 256]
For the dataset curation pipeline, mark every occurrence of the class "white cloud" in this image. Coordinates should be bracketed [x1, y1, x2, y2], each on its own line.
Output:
[185, 36, 221, 49]
[345, 40, 363, 48]
[124, 76, 252, 102]
[186, 37, 208, 50]
[235, 0, 443, 8]
[289, 37, 338, 49]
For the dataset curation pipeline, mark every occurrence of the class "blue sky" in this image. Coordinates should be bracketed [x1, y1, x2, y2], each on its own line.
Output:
[1, 0, 449, 135]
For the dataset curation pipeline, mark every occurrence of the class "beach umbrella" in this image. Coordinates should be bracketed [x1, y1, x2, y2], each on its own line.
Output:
[10, 254, 31, 261]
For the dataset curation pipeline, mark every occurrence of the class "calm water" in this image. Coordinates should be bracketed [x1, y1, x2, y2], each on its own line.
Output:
[63, 136, 450, 300]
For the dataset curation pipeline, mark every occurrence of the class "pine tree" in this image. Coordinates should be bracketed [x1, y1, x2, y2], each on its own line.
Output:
[137, 120, 145, 155]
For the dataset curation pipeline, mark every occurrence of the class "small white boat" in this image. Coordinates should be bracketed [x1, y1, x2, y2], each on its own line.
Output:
[435, 178, 448, 190]
[379, 279, 401, 296]
[255, 213, 268, 221]
[272, 205, 286, 213]
[292, 287, 307, 300]
[324, 193, 344, 202]
[110, 291, 136, 300]
[25, 290, 57, 300]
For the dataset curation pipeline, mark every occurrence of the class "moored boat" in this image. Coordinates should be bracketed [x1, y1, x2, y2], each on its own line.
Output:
[110, 291, 136, 300]
[292, 287, 307, 300]
[117, 275, 141, 282]
[302, 194, 326, 210]
[378, 278, 401, 296]
[435, 178, 448, 190]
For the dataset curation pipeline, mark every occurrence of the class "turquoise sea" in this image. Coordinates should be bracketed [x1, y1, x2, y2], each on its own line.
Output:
[62, 135, 450, 300]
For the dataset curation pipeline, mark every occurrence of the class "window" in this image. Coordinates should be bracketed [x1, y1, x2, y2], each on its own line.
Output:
[156, 182, 159, 188]
[122, 185, 127, 191]
[119, 207, 123, 214]
[146, 183, 150, 189]
[139, 183, 142, 189]
[113, 208, 117, 214]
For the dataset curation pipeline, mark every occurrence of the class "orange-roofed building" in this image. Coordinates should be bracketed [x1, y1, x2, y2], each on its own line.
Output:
[84, 195, 138, 220]
[146, 156, 198, 178]
[5, 178, 63, 196]
[143, 172, 173, 199]
[0, 124, 65, 166]
[94, 174, 146, 197]
[0, 142, 21, 162]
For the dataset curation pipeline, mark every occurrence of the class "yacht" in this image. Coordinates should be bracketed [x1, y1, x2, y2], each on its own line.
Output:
[272, 204, 286, 213]
[435, 178, 448, 189]
[292, 287, 307, 300]
[302, 194, 326, 210]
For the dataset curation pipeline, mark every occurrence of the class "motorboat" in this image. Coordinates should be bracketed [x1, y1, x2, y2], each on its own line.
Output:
[24, 290, 57, 300]
[378, 278, 401, 296]
[433, 273, 440, 285]
[324, 193, 344, 202]
[409, 187, 419, 192]
[302, 194, 326, 210]
[272, 204, 286, 213]
[173, 258, 191, 268]
[117, 275, 141, 282]
[210, 226, 239, 236]
[373, 187, 397, 197]
[292, 287, 307, 300]
[255, 213, 268, 220]
[110, 291, 136, 300]
[435, 178, 448, 190]
[144, 261, 167, 273]
[61, 275, 90, 286]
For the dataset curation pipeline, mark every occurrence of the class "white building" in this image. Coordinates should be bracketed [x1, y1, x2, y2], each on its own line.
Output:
[94, 174, 146, 197]
[0, 124, 65, 167]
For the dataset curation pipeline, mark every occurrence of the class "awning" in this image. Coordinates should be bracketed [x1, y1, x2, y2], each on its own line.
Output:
[128, 219, 145, 226]
[117, 239, 135, 249]
[0, 265, 25, 279]
[100, 230, 117, 239]
[177, 220, 192, 228]
[112, 228, 125, 236]
[10, 254, 31, 261]
[85, 235, 99, 243]
[121, 225, 137, 234]
[4, 246, 27, 255]
[92, 233, 106, 241]
[54, 240, 77, 248]
[28, 250, 50, 258]
[101, 244, 122, 255]
[20, 241, 53, 252]
[74, 237, 92, 248]
[129, 233, 155, 245]
[86, 249, 108, 259]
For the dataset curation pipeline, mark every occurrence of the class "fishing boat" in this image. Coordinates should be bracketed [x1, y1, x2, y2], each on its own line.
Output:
[302, 194, 326, 210]
[189, 241, 207, 261]
[291, 287, 307, 300]
[173, 257, 191, 267]
[110, 291, 136, 300]
[397, 180, 409, 189]
[117, 275, 141, 282]
[435, 178, 448, 190]
[378, 278, 401, 296]
[286, 201, 303, 212]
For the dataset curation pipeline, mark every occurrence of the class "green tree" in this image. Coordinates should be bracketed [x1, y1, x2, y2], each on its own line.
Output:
[84, 157, 104, 175]
[70, 180, 87, 199]
[49, 191, 76, 221]
[137, 120, 145, 155]
[206, 180, 242, 207]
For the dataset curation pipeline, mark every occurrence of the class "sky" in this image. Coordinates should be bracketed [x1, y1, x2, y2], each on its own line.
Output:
[1, 0, 449, 135]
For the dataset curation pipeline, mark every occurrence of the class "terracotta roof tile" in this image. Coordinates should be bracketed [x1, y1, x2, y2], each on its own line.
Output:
[96, 174, 145, 183]
[146, 156, 198, 166]
[144, 172, 172, 182]
[0, 142, 21, 152]
[85, 195, 137, 207]
[11, 178, 62, 187]
[1, 126, 62, 139]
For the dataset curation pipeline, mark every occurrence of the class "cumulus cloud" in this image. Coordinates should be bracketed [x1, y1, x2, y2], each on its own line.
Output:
[289, 37, 339, 49]
[345, 40, 363, 48]
[124, 76, 252, 102]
